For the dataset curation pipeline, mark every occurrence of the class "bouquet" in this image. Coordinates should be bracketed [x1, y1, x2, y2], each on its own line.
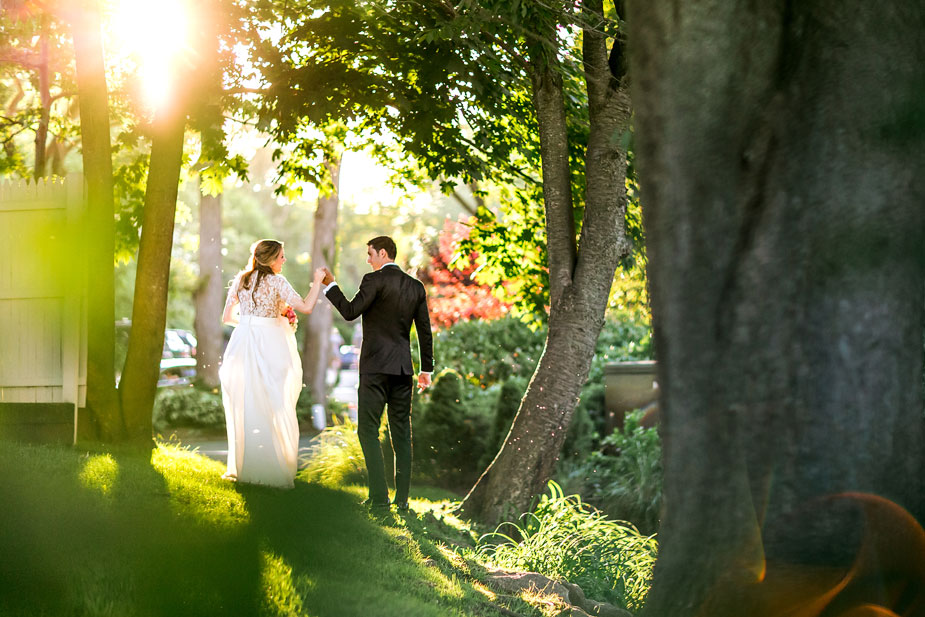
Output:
[282, 306, 298, 333]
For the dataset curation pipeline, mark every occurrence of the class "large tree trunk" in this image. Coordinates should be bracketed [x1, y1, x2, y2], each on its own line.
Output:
[628, 2, 925, 616]
[118, 105, 186, 444]
[194, 185, 223, 389]
[460, 1, 631, 523]
[71, 0, 122, 441]
[302, 152, 341, 408]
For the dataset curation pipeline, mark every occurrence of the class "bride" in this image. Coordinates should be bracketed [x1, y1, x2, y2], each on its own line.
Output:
[219, 239, 325, 488]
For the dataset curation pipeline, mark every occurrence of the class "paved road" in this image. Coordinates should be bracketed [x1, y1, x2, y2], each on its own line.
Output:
[183, 435, 321, 466]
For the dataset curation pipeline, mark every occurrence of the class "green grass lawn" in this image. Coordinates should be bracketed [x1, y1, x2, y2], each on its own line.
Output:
[0, 440, 544, 617]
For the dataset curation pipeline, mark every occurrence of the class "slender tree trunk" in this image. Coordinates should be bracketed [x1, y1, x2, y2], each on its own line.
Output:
[194, 185, 223, 389]
[71, 0, 122, 440]
[628, 2, 925, 616]
[302, 152, 341, 407]
[118, 104, 186, 444]
[460, 2, 632, 523]
[33, 14, 50, 180]
[528, 41, 576, 310]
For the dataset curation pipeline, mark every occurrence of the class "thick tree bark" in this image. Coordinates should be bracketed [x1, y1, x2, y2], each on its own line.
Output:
[460, 1, 632, 523]
[302, 152, 341, 407]
[118, 105, 186, 444]
[194, 185, 223, 389]
[628, 2, 925, 616]
[71, 1, 122, 440]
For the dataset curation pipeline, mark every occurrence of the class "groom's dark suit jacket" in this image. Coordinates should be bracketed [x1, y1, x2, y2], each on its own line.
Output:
[326, 264, 434, 375]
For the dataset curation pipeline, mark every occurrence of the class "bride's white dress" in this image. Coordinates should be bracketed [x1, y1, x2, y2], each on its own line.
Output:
[219, 273, 303, 488]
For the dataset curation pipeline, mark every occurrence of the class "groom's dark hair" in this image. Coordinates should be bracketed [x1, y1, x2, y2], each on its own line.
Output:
[368, 236, 397, 260]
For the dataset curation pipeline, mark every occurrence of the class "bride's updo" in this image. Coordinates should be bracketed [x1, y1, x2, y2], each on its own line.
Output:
[240, 239, 283, 299]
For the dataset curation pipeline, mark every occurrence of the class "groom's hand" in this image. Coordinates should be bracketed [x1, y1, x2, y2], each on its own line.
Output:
[417, 373, 432, 391]
[321, 268, 334, 285]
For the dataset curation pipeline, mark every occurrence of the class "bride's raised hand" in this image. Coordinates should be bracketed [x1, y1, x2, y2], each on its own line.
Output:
[313, 268, 326, 284]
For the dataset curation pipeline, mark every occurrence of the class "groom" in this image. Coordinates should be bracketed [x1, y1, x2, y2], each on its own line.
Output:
[321, 236, 434, 511]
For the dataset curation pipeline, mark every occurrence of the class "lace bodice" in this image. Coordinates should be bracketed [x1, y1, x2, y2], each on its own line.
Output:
[225, 273, 302, 319]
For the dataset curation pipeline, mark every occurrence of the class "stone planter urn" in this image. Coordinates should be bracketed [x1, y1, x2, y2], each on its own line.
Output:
[603, 360, 658, 432]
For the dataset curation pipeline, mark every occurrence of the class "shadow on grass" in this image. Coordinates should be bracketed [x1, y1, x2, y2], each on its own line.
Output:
[238, 482, 512, 617]
[0, 441, 522, 617]
[1, 441, 260, 616]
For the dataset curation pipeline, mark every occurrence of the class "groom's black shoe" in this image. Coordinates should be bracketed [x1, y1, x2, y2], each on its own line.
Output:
[392, 500, 410, 512]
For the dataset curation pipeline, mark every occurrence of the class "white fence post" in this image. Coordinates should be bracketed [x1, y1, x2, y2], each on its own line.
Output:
[0, 174, 87, 443]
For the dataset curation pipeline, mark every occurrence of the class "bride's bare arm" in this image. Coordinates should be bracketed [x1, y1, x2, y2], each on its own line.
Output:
[222, 278, 240, 325]
[290, 269, 326, 314]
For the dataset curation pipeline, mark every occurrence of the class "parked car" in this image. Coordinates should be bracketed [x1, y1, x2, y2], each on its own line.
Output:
[164, 329, 197, 358]
[338, 344, 359, 370]
[160, 329, 197, 386]
[115, 320, 198, 387]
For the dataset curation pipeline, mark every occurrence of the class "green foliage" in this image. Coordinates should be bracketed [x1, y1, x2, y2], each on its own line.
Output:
[300, 418, 368, 488]
[153, 386, 225, 433]
[477, 481, 657, 612]
[238, 0, 629, 320]
[421, 311, 653, 481]
[488, 377, 527, 457]
[562, 401, 597, 461]
[415, 369, 492, 490]
[556, 410, 663, 535]
[432, 316, 546, 387]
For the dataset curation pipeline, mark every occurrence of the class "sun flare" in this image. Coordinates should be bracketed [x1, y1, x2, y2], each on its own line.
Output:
[107, 0, 192, 112]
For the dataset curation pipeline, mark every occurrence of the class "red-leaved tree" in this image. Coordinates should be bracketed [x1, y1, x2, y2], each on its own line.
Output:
[419, 218, 510, 329]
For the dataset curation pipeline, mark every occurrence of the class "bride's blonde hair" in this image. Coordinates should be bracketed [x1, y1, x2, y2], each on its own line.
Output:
[240, 239, 283, 299]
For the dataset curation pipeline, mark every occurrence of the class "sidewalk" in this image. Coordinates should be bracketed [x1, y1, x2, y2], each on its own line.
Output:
[177, 433, 321, 467]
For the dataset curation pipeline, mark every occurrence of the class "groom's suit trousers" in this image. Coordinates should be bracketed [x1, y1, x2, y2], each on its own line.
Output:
[357, 373, 413, 505]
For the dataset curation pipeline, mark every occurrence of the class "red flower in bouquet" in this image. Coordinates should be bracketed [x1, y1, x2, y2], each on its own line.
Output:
[282, 306, 297, 332]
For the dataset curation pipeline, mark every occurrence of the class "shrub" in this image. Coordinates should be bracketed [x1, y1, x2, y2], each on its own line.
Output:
[476, 481, 657, 612]
[556, 409, 663, 535]
[562, 402, 596, 461]
[299, 418, 367, 487]
[490, 378, 525, 450]
[153, 386, 225, 433]
[432, 316, 545, 387]
[415, 369, 491, 490]
[586, 310, 654, 385]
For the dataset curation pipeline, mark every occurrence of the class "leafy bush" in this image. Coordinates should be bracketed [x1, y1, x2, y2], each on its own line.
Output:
[417, 310, 653, 488]
[476, 481, 657, 612]
[432, 316, 545, 387]
[587, 310, 654, 383]
[488, 378, 525, 453]
[415, 369, 492, 490]
[153, 386, 225, 433]
[299, 418, 367, 487]
[556, 409, 663, 535]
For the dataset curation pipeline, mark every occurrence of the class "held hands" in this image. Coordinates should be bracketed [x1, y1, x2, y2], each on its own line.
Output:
[321, 267, 335, 286]
[313, 268, 326, 285]
[417, 373, 432, 391]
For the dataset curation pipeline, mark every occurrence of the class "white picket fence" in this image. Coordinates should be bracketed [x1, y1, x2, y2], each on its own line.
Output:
[0, 174, 87, 442]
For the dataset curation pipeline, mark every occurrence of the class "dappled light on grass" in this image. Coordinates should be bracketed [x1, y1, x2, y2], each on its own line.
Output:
[381, 523, 467, 602]
[472, 580, 498, 601]
[79, 453, 119, 497]
[0, 441, 261, 616]
[151, 441, 249, 527]
[261, 549, 311, 616]
[3, 440, 581, 616]
[519, 587, 569, 616]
